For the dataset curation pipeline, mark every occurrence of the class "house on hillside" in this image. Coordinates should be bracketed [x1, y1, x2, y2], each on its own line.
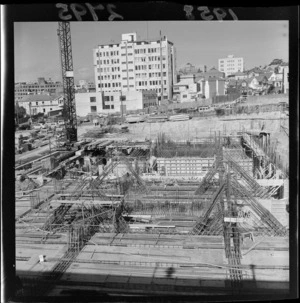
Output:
[195, 67, 225, 82]
[173, 74, 200, 102]
[269, 71, 283, 91]
[225, 78, 238, 93]
[197, 76, 225, 99]
[232, 71, 247, 80]
[246, 67, 263, 78]
[239, 74, 271, 95]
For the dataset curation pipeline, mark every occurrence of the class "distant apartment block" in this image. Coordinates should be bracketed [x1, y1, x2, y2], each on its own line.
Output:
[15, 77, 63, 102]
[218, 55, 244, 77]
[75, 90, 157, 116]
[93, 33, 176, 103]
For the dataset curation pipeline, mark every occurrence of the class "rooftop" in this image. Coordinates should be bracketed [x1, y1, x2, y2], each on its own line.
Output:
[19, 94, 63, 102]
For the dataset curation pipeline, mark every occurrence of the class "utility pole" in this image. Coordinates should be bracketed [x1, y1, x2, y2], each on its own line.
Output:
[120, 91, 124, 120]
[160, 31, 164, 106]
[281, 67, 284, 94]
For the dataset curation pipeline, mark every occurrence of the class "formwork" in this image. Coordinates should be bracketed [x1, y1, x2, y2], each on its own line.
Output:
[14, 130, 290, 299]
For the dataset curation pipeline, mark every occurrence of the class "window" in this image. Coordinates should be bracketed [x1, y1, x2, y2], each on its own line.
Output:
[104, 96, 109, 101]
[36, 102, 38, 105]
[120, 95, 126, 101]
[110, 96, 114, 101]
[90, 97, 96, 102]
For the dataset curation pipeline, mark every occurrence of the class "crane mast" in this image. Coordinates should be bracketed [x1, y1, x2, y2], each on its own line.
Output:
[57, 22, 77, 143]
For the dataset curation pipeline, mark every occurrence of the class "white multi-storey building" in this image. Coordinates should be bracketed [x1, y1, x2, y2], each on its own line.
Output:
[93, 33, 176, 104]
[218, 55, 244, 77]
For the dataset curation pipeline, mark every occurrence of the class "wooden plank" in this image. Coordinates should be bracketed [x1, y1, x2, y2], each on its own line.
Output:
[50, 200, 121, 205]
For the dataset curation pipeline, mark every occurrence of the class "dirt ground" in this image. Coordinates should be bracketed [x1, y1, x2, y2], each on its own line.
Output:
[78, 111, 289, 172]
[78, 111, 287, 141]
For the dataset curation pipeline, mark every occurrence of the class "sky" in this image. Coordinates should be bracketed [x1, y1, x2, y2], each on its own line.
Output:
[14, 21, 288, 83]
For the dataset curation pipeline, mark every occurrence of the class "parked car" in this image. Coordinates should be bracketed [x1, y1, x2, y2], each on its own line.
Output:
[18, 123, 31, 130]
[31, 123, 44, 130]
[198, 106, 211, 112]
[47, 122, 58, 130]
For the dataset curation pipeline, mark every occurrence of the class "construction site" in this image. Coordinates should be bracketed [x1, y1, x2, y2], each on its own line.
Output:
[13, 22, 290, 300]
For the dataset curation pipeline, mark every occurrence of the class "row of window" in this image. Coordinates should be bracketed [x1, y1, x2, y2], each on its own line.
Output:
[15, 85, 61, 89]
[97, 51, 119, 57]
[148, 56, 166, 61]
[15, 88, 59, 93]
[135, 57, 147, 62]
[135, 49, 147, 54]
[98, 67, 121, 73]
[149, 64, 166, 69]
[97, 59, 120, 65]
[134, 64, 166, 71]
[22, 100, 60, 106]
[224, 63, 242, 67]
[149, 72, 166, 77]
[102, 105, 115, 110]
[121, 53, 133, 56]
[136, 80, 167, 86]
[98, 75, 121, 81]
[98, 83, 122, 88]
[103, 96, 115, 102]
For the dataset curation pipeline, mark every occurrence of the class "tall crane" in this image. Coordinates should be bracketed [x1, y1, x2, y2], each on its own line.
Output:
[57, 22, 77, 143]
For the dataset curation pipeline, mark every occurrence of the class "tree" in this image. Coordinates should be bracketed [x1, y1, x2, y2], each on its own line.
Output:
[15, 104, 26, 119]
[267, 84, 275, 94]
[269, 59, 283, 66]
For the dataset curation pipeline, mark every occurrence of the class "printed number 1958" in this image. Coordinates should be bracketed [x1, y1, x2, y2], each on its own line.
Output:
[184, 5, 238, 20]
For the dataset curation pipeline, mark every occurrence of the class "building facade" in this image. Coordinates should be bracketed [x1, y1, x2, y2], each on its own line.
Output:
[93, 33, 176, 103]
[173, 75, 200, 102]
[197, 77, 226, 99]
[218, 55, 244, 77]
[15, 78, 63, 102]
[17, 94, 64, 116]
[282, 66, 289, 93]
[75, 90, 157, 116]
